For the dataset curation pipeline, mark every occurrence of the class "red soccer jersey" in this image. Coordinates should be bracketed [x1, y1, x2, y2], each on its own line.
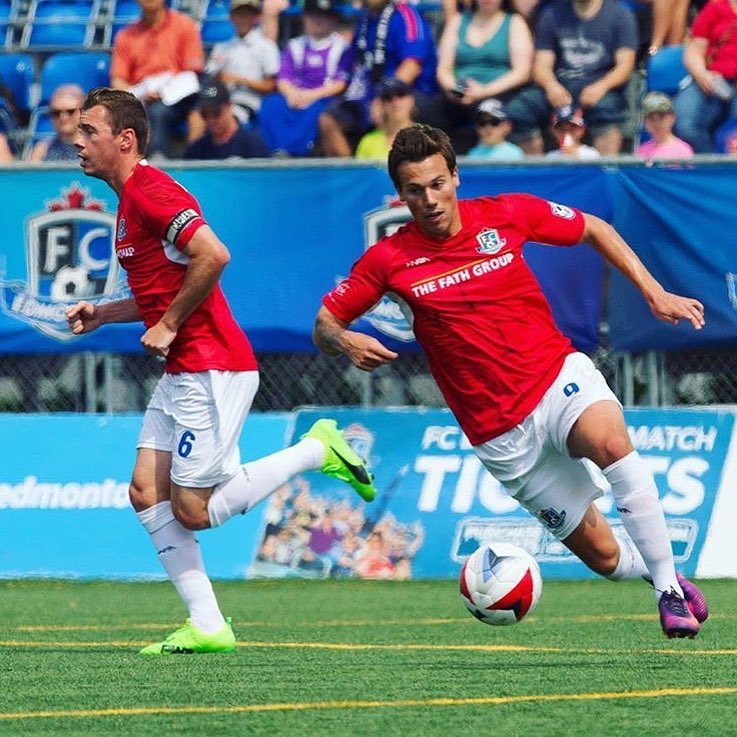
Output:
[116, 161, 257, 374]
[323, 195, 586, 445]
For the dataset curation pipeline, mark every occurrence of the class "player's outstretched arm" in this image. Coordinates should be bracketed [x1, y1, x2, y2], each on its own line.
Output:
[581, 214, 705, 330]
[66, 298, 141, 335]
[313, 305, 399, 371]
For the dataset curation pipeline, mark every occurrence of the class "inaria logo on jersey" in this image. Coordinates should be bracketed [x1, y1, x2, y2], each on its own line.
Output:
[549, 202, 575, 220]
[475, 228, 506, 254]
[0, 183, 128, 340]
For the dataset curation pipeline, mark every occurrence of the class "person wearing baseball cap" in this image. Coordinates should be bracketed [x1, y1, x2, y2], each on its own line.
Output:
[184, 79, 271, 159]
[636, 91, 693, 161]
[467, 98, 524, 160]
[257, 0, 351, 156]
[355, 78, 416, 160]
[202, 0, 280, 125]
[547, 104, 600, 161]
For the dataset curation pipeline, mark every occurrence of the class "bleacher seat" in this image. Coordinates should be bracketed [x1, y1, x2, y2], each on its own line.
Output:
[0, 52, 35, 117]
[39, 51, 111, 104]
[647, 45, 687, 95]
[200, 0, 231, 45]
[106, 0, 140, 44]
[21, 0, 99, 49]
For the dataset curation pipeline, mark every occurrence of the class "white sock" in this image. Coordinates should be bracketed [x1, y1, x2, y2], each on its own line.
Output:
[603, 451, 682, 598]
[607, 535, 649, 580]
[207, 437, 325, 528]
[136, 501, 226, 633]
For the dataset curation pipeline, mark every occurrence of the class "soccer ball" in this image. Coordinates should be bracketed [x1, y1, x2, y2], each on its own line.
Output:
[459, 543, 542, 626]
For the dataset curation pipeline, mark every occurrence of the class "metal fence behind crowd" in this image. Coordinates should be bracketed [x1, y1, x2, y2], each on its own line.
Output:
[1, 344, 735, 413]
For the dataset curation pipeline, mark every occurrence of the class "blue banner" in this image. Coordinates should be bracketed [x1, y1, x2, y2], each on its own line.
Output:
[609, 165, 737, 350]
[0, 164, 606, 354]
[0, 412, 290, 578]
[0, 407, 733, 580]
[250, 406, 731, 581]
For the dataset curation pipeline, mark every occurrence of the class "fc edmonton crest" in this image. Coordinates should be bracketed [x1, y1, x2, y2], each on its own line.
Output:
[475, 228, 506, 254]
[351, 200, 416, 342]
[0, 183, 128, 340]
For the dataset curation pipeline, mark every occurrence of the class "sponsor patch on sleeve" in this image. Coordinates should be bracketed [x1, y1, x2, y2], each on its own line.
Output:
[548, 201, 575, 220]
[166, 208, 201, 244]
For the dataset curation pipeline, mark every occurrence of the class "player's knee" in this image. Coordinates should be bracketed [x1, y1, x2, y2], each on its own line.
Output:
[129, 479, 155, 513]
[171, 496, 210, 531]
[596, 434, 634, 469]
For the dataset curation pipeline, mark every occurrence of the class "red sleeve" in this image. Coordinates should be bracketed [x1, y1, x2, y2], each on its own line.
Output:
[136, 176, 206, 249]
[690, 2, 717, 41]
[322, 241, 390, 324]
[506, 193, 585, 246]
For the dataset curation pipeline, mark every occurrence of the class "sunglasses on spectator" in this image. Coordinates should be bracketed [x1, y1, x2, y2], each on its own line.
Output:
[476, 117, 504, 127]
[50, 108, 80, 118]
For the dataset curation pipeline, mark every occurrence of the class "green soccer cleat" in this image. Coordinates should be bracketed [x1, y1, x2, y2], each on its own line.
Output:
[139, 617, 236, 655]
[303, 418, 377, 501]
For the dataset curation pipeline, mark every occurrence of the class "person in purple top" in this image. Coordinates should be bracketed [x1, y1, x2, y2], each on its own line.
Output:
[258, 0, 352, 156]
[317, 0, 439, 156]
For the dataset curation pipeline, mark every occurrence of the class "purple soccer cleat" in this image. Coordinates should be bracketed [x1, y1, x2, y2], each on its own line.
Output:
[659, 589, 700, 639]
[676, 573, 709, 623]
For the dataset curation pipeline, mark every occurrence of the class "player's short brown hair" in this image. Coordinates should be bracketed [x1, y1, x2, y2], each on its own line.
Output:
[388, 125, 457, 189]
[82, 87, 149, 155]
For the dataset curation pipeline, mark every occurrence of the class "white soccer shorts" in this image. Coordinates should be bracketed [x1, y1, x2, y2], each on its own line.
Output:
[138, 369, 259, 488]
[473, 352, 620, 539]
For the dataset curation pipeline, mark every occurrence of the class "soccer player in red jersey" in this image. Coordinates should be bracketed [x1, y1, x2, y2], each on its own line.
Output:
[66, 88, 376, 655]
[314, 124, 710, 638]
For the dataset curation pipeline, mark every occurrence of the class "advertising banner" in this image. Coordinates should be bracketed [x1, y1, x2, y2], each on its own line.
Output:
[0, 164, 604, 354]
[0, 407, 734, 580]
[250, 406, 734, 581]
[0, 412, 290, 578]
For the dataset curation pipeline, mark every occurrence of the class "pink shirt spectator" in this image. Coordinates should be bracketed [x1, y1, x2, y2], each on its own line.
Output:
[636, 137, 694, 159]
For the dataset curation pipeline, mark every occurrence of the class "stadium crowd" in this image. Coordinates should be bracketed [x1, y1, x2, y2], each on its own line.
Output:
[0, 0, 735, 160]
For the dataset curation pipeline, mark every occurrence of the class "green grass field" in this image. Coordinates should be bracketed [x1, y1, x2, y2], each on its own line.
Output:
[0, 578, 735, 736]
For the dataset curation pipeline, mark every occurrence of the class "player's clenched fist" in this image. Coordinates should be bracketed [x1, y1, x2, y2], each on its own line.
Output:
[66, 301, 101, 335]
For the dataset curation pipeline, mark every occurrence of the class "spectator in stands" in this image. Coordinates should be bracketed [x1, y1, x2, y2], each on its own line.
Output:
[510, 0, 638, 155]
[204, 0, 280, 126]
[110, 0, 204, 158]
[29, 84, 85, 163]
[317, 0, 439, 157]
[258, 0, 351, 157]
[436, 0, 533, 153]
[545, 104, 601, 159]
[355, 78, 416, 160]
[673, 0, 737, 152]
[636, 90, 694, 160]
[466, 98, 525, 159]
[184, 80, 270, 159]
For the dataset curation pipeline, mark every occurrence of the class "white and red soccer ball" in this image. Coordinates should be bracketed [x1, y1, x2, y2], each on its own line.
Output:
[459, 543, 542, 626]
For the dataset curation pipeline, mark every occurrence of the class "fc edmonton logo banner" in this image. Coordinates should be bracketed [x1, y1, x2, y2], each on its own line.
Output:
[358, 201, 416, 343]
[0, 183, 127, 340]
